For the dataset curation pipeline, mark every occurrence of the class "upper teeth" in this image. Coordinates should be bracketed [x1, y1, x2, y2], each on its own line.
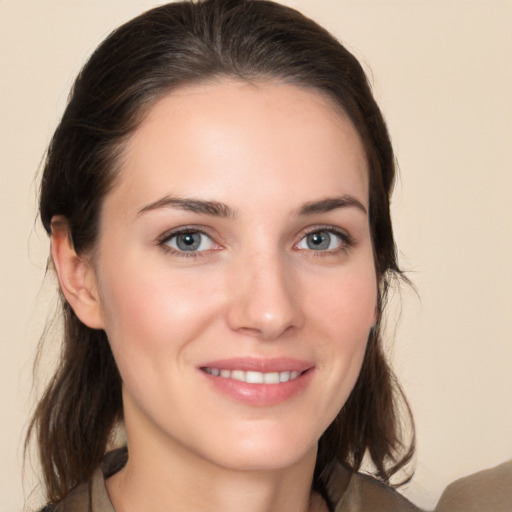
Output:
[203, 368, 301, 384]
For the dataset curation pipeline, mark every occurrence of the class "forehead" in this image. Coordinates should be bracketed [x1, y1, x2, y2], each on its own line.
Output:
[108, 79, 369, 214]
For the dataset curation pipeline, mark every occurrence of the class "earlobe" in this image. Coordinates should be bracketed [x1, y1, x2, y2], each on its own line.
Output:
[50, 216, 105, 329]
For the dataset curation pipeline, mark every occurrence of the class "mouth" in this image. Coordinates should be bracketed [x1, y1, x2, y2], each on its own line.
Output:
[201, 367, 304, 384]
[198, 358, 314, 406]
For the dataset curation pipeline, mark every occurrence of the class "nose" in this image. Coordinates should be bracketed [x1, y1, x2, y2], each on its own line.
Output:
[225, 253, 304, 340]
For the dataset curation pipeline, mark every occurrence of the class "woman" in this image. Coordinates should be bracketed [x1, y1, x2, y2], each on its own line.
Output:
[28, 0, 417, 510]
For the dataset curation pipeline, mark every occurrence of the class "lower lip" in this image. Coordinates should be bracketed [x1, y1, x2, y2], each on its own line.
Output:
[200, 369, 314, 406]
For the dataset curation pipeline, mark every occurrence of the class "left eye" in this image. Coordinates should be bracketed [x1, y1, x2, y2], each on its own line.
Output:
[164, 231, 215, 252]
[296, 230, 343, 251]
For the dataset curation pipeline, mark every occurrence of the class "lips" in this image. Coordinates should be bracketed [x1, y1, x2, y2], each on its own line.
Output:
[198, 358, 314, 406]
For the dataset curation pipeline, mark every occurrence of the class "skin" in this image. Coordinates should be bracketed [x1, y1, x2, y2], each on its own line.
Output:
[52, 79, 377, 512]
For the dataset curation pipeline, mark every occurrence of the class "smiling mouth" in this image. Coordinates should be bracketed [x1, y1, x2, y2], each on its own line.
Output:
[201, 368, 305, 384]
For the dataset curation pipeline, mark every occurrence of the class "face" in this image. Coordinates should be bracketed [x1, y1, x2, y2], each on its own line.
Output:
[90, 80, 377, 472]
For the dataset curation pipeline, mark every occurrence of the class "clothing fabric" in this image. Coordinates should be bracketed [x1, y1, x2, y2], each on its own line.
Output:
[42, 449, 512, 511]
[42, 447, 421, 512]
[434, 459, 512, 512]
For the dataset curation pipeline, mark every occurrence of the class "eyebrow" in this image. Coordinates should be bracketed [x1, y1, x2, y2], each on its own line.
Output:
[297, 195, 367, 216]
[137, 194, 367, 218]
[137, 196, 235, 218]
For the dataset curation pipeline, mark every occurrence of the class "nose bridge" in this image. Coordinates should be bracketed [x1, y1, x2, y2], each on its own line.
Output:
[226, 246, 303, 340]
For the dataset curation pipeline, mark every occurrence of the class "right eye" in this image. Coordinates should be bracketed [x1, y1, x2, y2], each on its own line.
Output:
[162, 230, 216, 253]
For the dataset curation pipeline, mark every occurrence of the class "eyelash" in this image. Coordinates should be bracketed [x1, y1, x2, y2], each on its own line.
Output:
[157, 225, 355, 259]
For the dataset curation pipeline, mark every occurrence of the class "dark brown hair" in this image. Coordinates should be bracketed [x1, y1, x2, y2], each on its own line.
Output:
[28, 0, 414, 506]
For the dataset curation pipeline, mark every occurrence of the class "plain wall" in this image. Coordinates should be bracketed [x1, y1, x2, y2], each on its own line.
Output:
[1, 1, 511, 510]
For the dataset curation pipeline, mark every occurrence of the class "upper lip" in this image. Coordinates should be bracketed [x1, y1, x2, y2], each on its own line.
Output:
[198, 357, 314, 373]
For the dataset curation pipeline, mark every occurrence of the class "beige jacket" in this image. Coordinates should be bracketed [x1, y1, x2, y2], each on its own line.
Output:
[434, 459, 512, 512]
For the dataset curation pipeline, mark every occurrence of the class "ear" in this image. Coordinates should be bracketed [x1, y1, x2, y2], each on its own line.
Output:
[50, 216, 105, 329]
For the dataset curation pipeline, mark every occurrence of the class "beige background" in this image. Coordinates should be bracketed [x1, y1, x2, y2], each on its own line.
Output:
[1, 0, 511, 511]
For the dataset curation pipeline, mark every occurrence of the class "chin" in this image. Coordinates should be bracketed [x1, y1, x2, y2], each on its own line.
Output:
[201, 427, 319, 473]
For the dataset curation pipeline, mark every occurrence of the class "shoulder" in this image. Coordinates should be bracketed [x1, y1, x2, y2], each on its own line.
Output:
[435, 459, 512, 512]
[329, 464, 422, 512]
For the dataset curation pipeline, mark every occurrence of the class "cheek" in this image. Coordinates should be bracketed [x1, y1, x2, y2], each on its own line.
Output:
[96, 261, 224, 367]
[308, 263, 377, 341]
[95, 264, 228, 426]
[305, 261, 377, 409]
